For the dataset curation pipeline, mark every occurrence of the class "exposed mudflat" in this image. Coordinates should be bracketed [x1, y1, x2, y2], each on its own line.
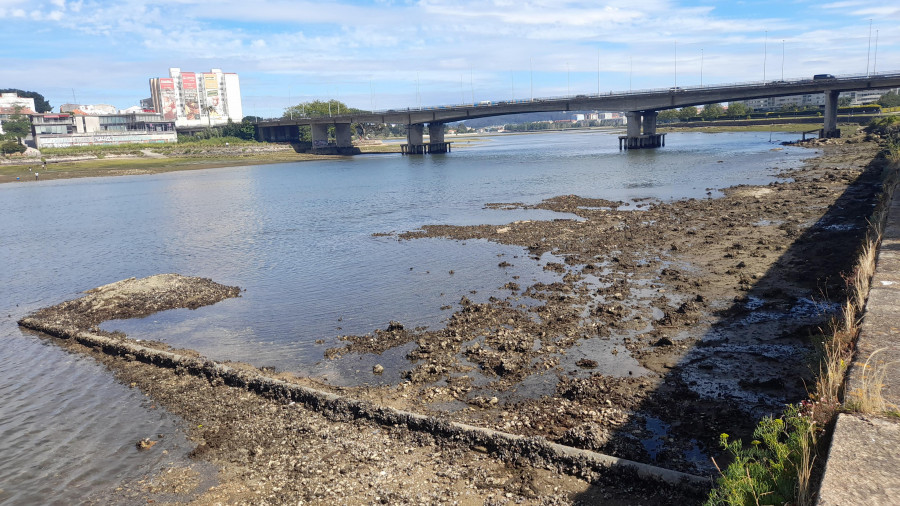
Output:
[16, 133, 891, 504]
[25, 274, 241, 331]
[20, 276, 700, 504]
[323, 134, 887, 473]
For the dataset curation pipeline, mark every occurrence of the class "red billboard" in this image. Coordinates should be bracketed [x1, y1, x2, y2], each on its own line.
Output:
[159, 78, 177, 121]
[181, 73, 200, 120]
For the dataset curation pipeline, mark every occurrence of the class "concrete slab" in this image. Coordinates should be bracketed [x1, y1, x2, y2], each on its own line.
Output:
[817, 414, 900, 505]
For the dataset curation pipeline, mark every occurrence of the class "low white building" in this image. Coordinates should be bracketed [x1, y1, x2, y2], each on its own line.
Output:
[842, 88, 899, 106]
[59, 103, 118, 115]
[0, 92, 36, 112]
[31, 112, 177, 148]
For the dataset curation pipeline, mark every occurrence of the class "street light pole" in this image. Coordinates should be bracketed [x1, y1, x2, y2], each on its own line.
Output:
[874, 30, 879, 75]
[700, 48, 703, 87]
[763, 30, 767, 83]
[867, 19, 873, 76]
[781, 40, 785, 81]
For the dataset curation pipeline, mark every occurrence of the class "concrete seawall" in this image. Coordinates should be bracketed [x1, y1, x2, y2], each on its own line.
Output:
[817, 185, 900, 505]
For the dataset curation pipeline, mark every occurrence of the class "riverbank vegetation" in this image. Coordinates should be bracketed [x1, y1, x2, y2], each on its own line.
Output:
[706, 117, 900, 505]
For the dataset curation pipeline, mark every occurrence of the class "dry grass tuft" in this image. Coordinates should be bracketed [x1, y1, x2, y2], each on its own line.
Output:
[845, 348, 899, 414]
[796, 422, 817, 506]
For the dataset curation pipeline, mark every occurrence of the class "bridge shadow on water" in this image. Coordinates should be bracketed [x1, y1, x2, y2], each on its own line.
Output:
[562, 144, 888, 503]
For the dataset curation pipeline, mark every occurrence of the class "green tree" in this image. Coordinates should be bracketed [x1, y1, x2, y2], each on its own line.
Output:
[456, 124, 469, 134]
[878, 91, 900, 108]
[240, 119, 258, 140]
[283, 99, 363, 119]
[1, 108, 32, 144]
[701, 103, 725, 120]
[220, 118, 259, 141]
[838, 96, 853, 107]
[678, 106, 698, 120]
[727, 102, 749, 117]
[0, 89, 51, 112]
[657, 109, 681, 122]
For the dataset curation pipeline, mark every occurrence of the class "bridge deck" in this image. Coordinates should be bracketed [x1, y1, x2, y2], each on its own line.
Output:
[259, 72, 900, 128]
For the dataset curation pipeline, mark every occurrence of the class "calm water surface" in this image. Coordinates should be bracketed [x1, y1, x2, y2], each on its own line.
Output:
[0, 130, 814, 503]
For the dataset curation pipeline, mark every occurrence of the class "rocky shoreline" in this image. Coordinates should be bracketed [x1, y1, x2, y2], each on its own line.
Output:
[17, 133, 892, 504]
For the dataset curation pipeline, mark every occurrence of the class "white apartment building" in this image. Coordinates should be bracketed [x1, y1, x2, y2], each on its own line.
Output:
[149, 68, 243, 129]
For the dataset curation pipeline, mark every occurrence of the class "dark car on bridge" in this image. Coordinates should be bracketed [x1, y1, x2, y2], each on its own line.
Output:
[813, 74, 835, 80]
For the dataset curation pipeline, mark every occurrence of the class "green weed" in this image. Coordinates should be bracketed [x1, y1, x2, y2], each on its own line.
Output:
[706, 406, 815, 506]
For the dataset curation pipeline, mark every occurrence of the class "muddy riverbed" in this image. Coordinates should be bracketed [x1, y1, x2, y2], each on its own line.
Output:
[19, 133, 890, 504]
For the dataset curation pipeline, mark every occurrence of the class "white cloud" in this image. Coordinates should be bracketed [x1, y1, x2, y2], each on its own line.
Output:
[3, 0, 896, 112]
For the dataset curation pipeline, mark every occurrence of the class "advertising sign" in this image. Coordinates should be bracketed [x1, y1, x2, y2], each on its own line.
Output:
[159, 78, 178, 121]
[203, 73, 224, 119]
[181, 72, 200, 120]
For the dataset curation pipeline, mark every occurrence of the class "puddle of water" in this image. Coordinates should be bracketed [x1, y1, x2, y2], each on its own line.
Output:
[742, 296, 840, 324]
[641, 415, 670, 461]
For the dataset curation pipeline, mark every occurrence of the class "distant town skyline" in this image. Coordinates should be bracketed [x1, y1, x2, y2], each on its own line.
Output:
[2, 0, 898, 118]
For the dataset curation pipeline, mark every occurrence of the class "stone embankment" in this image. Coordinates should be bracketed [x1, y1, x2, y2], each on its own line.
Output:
[817, 187, 900, 505]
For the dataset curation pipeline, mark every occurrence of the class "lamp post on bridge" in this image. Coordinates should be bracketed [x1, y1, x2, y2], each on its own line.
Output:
[874, 30, 879, 75]
[700, 48, 703, 87]
[781, 40, 785, 81]
[674, 40, 677, 89]
[867, 19, 873, 77]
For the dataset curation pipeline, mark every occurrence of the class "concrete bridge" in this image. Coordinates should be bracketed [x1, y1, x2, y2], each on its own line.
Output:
[257, 72, 900, 154]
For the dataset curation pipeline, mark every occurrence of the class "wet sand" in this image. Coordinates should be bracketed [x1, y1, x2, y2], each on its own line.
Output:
[16, 132, 895, 504]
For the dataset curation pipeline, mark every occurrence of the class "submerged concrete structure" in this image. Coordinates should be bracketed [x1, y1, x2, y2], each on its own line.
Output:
[619, 111, 665, 149]
[257, 72, 900, 154]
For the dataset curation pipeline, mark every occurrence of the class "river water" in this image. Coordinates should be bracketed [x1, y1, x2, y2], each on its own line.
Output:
[0, 130, 814, 503]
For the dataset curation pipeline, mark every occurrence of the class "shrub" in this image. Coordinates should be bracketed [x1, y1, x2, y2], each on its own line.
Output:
[1, 140, 26, 154]
[865, 116, 900, 137]
[707, 405, 815, 506]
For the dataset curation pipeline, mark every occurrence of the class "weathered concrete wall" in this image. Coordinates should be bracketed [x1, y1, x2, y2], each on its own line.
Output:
[35, 132, 177, 148]
[817, 183, 900, 505]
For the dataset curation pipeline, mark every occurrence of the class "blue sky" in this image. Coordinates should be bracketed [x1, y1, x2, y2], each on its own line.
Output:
[1, 0, 897, 117]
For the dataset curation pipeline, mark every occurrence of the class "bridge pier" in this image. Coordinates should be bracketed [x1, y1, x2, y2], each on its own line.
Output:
[821, 90, 841, 139]
[428, 123, 445, 144]
[334, 123, 352, 148]
[307, 122, 360, 155]
[402, 123, 451, 155]
[311, 123, 329, 150]
[619, 110, 666, 150]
